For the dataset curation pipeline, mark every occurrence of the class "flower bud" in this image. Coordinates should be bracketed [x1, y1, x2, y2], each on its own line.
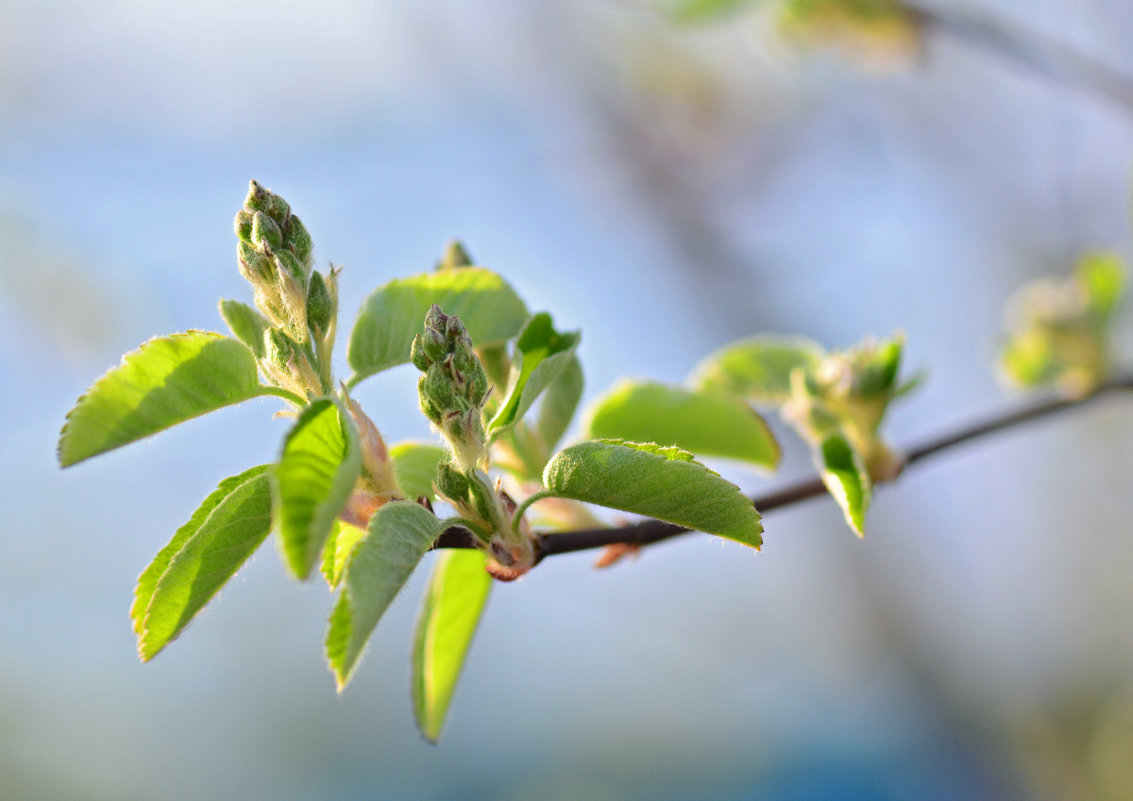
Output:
[237, 240, 274, 283]
[284, 215, 313, 267]
[251, 211, 284, 252]
[306, 271, 332, 335]
[435, 460, 470, 502]
[244, 179, 271, 213]
[437, 240, 473, 270]
[234, 210, 254, 242]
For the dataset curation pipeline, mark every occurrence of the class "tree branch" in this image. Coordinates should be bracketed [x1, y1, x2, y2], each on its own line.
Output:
[433, 373, 1133, 560]
[910, 2, 1133, 118]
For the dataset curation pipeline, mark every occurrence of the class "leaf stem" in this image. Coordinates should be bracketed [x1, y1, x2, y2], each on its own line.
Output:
[260, 385, 308, 407]
[432, 372, 1133, 560]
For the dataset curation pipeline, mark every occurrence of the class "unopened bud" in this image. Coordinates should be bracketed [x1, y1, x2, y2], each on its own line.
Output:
[438, 240, 474, 270]
[251, 211, 284, 252]
[435, 460, 470, 502]
[306, 271, 332, 335]
[237, 240, 274, 283]
[234, 210, 254, 242]
[265, 328, 297, 369]
[244, 179, 271, 213]
[284, 215, 313, 266]
[421, 365, 456, 415]
[265, 193, 290, 225]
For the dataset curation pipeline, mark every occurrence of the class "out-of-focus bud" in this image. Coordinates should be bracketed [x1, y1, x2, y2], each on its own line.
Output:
[437, 240, 474, 270]
[1000, 252, 1126, 398]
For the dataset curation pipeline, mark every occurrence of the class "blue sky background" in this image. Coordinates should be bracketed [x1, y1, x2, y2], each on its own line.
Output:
[2, 1, 1133, 799]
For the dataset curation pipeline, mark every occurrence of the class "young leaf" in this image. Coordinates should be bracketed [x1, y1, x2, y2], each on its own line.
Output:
[325, 501, 446, 690]
[582, 380, 779, 469]
[539, 439, 763, 549]
[412, 549, 492, 743]
[533, 356, 584, 453]
[59, 331, 270, 466]
[818, 434, 871, 536]
[487, 313, 580, 435]
[320, 519, 366, 589]
[132, 466, 274, 661]
[218, 299, 269, 358]
[347, 268, 528, 385]
[389, 441, 448, 501]
[688, 335, 824, 404]
[496, 356, 585, 481]
[274, 398, 362, 580]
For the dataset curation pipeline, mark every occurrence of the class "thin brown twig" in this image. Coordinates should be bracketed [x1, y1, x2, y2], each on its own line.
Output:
[433, 373, 1133, 561]
[909, 2, 1133, 118]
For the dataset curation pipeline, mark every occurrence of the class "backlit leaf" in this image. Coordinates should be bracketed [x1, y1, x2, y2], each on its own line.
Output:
[274, 398, 362, 579]
[59, 331, 269, 466]
[582, 380, 779, 468]
[325, 501, 445, 689]
[132, 466, 274, 660]
[540, 439, 762, 549]
[347, 268, 528, 385]
[412, 549, 492, 743]
[689, 335, 824, 404]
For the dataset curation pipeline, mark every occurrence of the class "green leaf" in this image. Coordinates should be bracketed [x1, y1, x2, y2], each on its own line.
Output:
[347, 268, 529, 385]
[818, 434, 870, 536]
[59, 331, 270, 466]
[132, 466, 274, 661]
[539, 439, 762, 549]
[689, 335, 825, 404]
[274, 398, 362, 580]
[488, 313, 580, 435]
[412, 549, 492, 743]
[218, 299, 269, 358]
[533, 356, 584, 453]
[320, 519, 366, 589]
[389, 441, 449, 501]
[325, 501, 445, 689]
[582, 380, 779, 469]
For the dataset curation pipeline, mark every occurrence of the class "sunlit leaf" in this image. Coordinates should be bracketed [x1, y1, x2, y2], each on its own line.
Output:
[389, 441, 449, 501]
[132, 466, 274, 661]
[59, 331, 269, 466]
[218, 299, 269, 358]
[347, 268, 528, 385]
[325, 501, 445, 689]
[818, 434, 870, 536]
[689, 335, 824, 404]
[412, 549, 492, 743]
[540, 439, 762, 549]
[320, 519, 366, 589]
[488, 313, 580, 435]
[274, 398, 362, 579]
[582, 380, 779, 469]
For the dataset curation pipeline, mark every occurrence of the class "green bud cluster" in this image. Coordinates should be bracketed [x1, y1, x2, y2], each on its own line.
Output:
[262, 328, 322, 400]
[233, 180, 338, 398]
[1000, 252, 1126, 398]
[411, 305, 491, 472]
[234, 180, 318, 344]
[782, 334, 908, 479]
